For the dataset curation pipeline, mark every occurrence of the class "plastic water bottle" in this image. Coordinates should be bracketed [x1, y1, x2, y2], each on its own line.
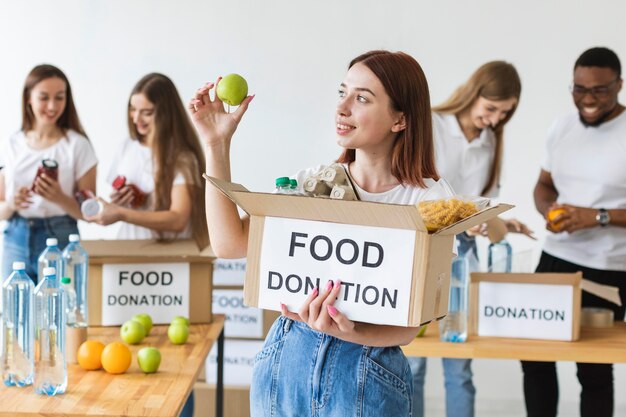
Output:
[1, 262, 35, 387]
[275, 177, 292, 194]
[61, 234, 88, 326]
[38, 238, 63, 286]
[34, 267, 67, 396]
[60, 278, 78, 326]
[488, 239, 513, 273]
[440, 255, 470, 343]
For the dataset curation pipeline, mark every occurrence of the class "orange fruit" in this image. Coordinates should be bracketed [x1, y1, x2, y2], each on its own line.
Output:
[101, 342, 132, 374]
[547, 208, 566, 230]
[77, 340, 105, 371]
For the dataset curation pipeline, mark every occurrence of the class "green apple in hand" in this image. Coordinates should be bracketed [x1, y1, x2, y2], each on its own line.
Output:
[132, 313, 153, 336]
[120, 320, 146, 344]
[137, 347, 161, 373]
[216, 73, 248, 106]
[171, 316, 190, 327]
[168, 323, 189, 345]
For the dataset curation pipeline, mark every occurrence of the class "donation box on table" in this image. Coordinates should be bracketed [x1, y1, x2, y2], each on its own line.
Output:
[82, 239, 214, 326]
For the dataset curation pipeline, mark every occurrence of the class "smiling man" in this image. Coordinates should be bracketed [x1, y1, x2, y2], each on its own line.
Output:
[526, 47, 626, 417]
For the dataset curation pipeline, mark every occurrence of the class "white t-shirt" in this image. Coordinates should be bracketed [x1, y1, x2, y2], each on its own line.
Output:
[106, 137, 189, 240]
[432, 112, 498, 197]
[542, 111, 626, 271]
[0, 129, 97, 218]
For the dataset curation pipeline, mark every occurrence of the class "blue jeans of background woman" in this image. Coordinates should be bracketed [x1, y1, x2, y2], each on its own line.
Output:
[408, 233, 478, 417]
[2, 213, 78, 283]
[251, 316, 413, 417]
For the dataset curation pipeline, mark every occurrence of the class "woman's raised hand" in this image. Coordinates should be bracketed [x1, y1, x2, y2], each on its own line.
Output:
[188, 78, 254, 147]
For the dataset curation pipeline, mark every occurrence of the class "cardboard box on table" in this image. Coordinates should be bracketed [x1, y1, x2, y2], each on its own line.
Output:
[194, 382, 250, 417]
[469, 272, 622, 341]
[82, 239, 215, 326]
[206, 176, 513, 326]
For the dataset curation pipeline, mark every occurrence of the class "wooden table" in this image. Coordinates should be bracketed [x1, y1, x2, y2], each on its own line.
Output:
[402, 321, 626, 364]
[0, 315, 226, 417]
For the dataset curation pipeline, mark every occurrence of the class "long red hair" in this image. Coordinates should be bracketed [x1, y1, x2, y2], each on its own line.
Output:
[337, 50, 438, 187]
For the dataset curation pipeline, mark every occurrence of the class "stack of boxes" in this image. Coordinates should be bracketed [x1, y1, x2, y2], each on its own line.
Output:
[194, 258, 280, 417]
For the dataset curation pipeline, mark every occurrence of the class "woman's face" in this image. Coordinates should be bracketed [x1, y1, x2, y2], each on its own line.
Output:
[28, 77, 67, 128]
[129, 93, 156, 139]
[469, 96, 517, 130]
[335, 63, 404, 153]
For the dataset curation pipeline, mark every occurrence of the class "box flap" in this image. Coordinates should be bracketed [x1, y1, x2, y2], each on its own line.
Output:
[83, 239, 215, 260]
[434, 203, 515, 236]
[581, 279, 622, 306]
[206, 175, 427, 231]
[471, 272, 582, 286]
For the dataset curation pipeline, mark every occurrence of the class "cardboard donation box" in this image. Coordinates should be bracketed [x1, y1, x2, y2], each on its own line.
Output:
[83, 239, 215, 326]
[469, 272, 622, 341]
[206, 176, 513, 326]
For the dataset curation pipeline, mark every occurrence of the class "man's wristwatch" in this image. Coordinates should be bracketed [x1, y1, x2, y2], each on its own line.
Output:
[596, 208, 611, 227]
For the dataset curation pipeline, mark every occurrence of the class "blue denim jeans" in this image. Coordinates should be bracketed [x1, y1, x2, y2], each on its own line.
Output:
[408, 233, 477, 417]
[2, 214, 78, 283]
[250, 316, 413, 417]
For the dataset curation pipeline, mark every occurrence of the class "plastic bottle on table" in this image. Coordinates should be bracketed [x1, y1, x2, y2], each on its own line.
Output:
[61, 234, 89, 326]
[34, 267, 67, 396]
[488, 239, 513, 273]
[440, 255, 470, 343]
[1, 262, 35, 387]
[37, 238, 63, 286]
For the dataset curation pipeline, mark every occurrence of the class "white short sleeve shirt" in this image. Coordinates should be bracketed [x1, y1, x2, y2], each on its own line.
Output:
[106, 137, 189, 240]
[542, 111, 626, 271]
[0, 130, 97, 218]
[432, 112, 498, 197]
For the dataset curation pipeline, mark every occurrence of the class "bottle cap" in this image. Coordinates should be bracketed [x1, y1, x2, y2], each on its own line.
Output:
[12, 261, 25, 270]
[81, 199, 103, 217]
[43, 267, 56, 277]
[112, 175, 127, 190]
[69, 234, 80, 242]
[46, 238, 58, 246]
[42, 159, 59, 169]
[275, 177, 290, 187]
[61, 277, 71, 285]
[289, 179, 298, 187]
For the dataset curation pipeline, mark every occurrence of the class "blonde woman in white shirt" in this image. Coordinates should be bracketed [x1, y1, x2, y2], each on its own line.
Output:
[410, 61, 531, 417]
[0, 64, 97, 282]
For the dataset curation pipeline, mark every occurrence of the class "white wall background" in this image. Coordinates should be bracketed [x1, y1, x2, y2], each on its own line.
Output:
[1, 1, 624, 415]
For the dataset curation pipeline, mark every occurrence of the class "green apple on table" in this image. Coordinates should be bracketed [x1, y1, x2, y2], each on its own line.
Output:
[168, 323, 189, 345]
[170, 316, 190, 328]
[120, 319, 146, 344]
[137, 347, 161, 373]
[132, 313, 153, 336]
[216, 73, 248, 106]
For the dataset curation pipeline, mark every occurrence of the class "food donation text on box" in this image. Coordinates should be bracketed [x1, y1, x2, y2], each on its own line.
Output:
[213, 289, 264, 338]
[258, 217, 416, 326]
[101, 263, 190, 325]
[477, 282, 575, 341]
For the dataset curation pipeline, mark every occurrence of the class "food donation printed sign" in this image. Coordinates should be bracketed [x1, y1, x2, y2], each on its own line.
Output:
[102, 263, 190, 325]
[258, 217, 416, 326]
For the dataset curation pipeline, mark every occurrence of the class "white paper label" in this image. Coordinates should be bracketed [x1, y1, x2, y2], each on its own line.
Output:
[206, 339, 264, 386]
[477, 282, 574, 340]
[213, 289, 263, 338]
[213, 258, 247, 286]
[101, 263, 190, 325]
[257, 217, 416, 326]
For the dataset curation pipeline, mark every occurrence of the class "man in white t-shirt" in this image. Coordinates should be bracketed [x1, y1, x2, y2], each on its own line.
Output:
[524, 47, 626, 417]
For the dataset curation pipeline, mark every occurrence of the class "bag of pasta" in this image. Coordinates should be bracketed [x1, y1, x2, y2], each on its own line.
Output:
[418, 179, 490, 232]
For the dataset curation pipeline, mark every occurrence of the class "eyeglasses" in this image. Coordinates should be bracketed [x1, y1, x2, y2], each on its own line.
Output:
[570, 79, 619, 99]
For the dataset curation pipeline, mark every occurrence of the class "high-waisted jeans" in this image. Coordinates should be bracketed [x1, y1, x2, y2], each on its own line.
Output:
[250, 316, 413, 417]
[2, 213, 78, 283]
